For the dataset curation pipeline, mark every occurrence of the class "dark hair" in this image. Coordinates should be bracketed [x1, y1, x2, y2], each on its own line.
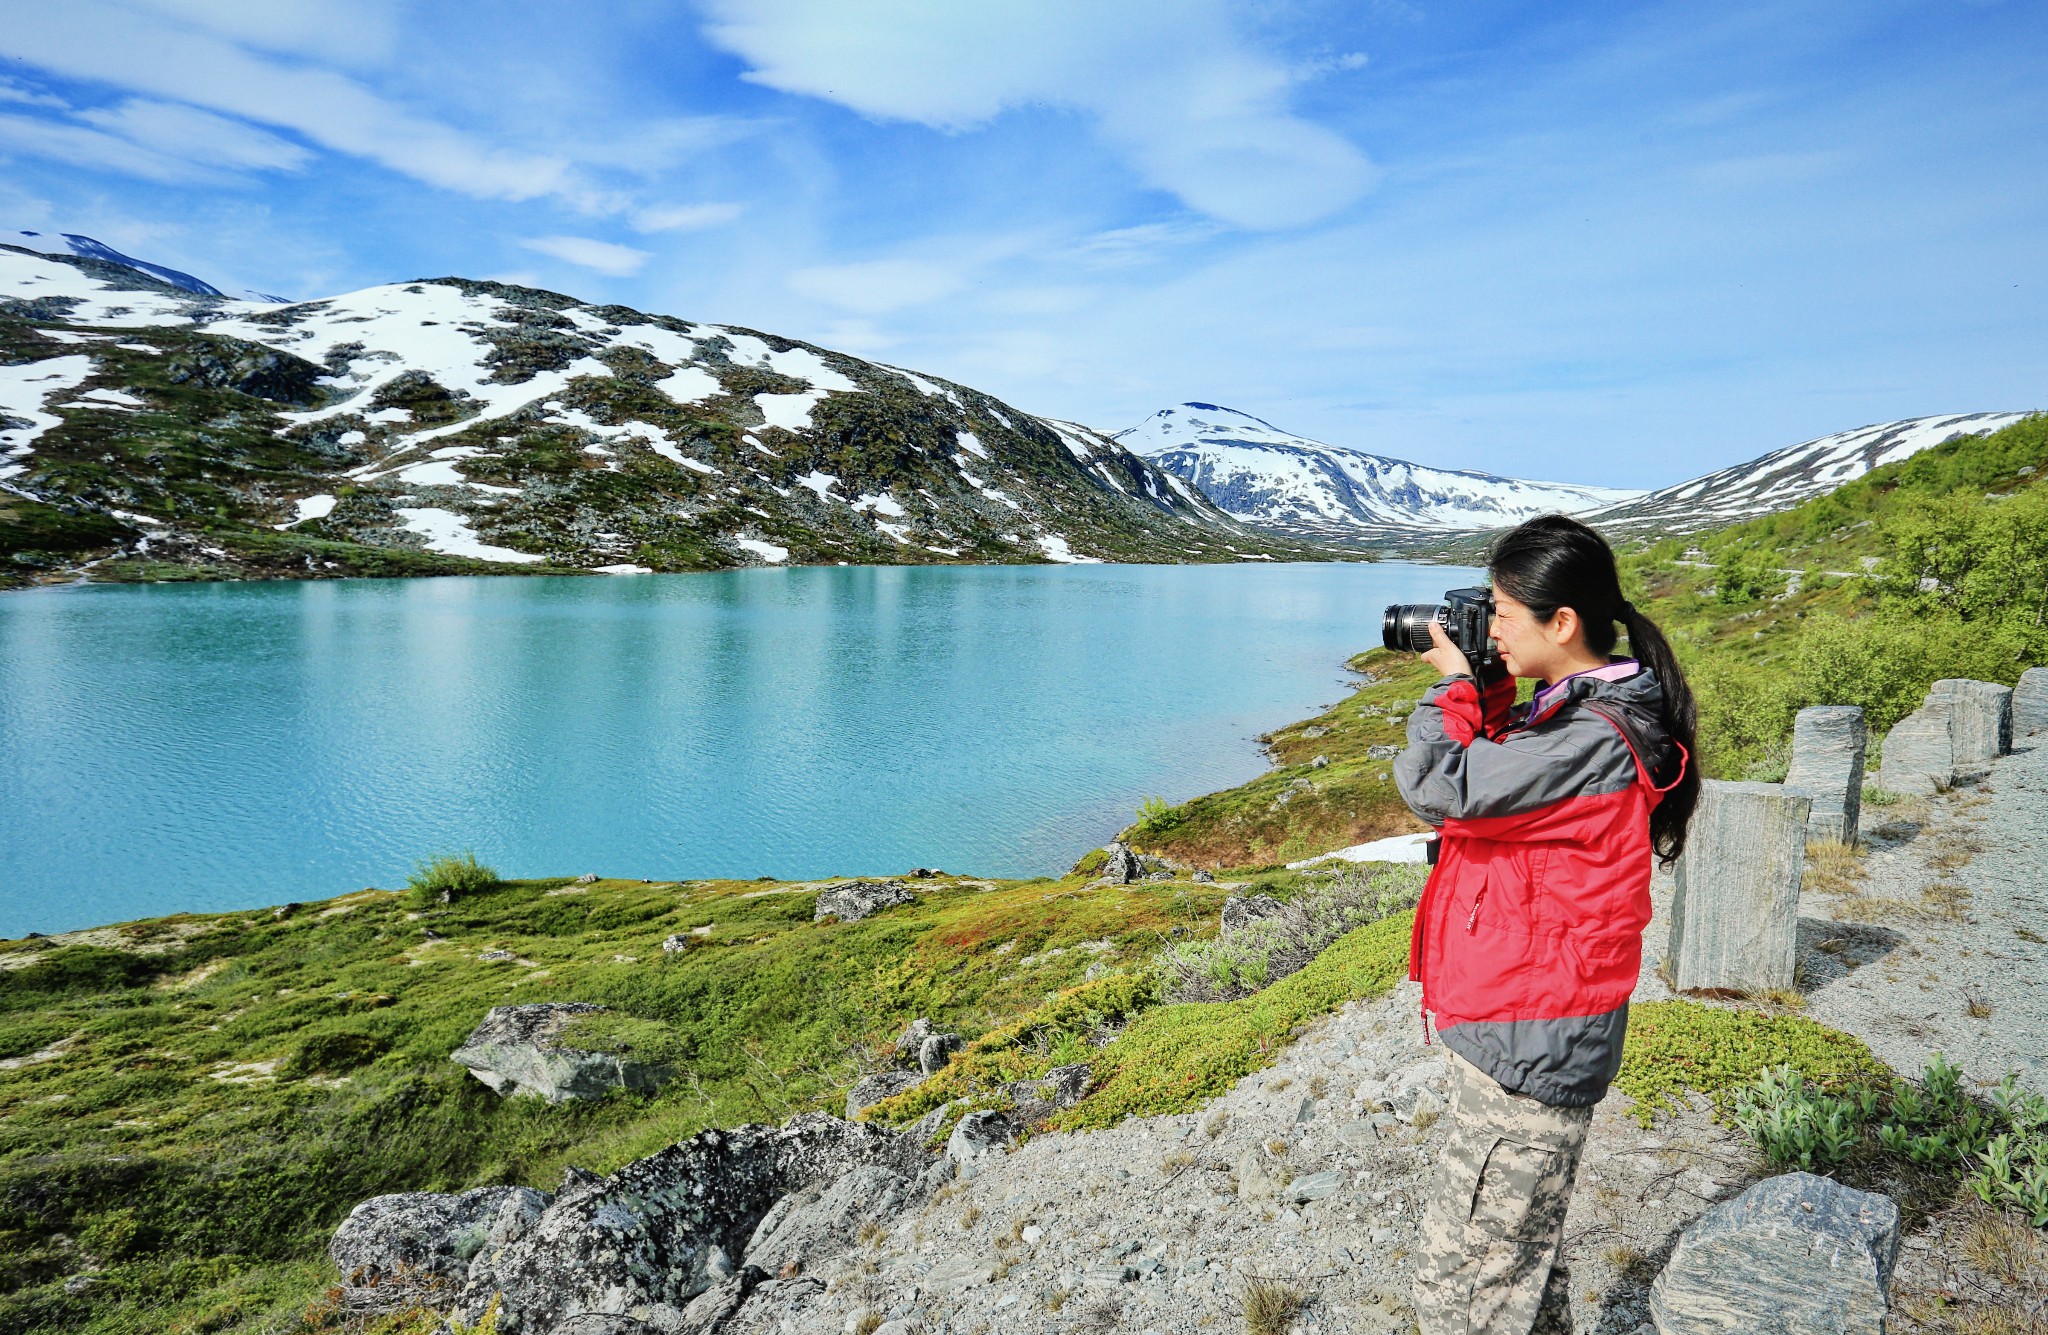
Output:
[1487, 514, 1699, 865]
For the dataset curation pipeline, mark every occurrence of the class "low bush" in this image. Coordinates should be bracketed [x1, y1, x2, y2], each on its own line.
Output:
[1612, 1000, 1886, 1124]
[1160, 863, 1424, 1003]
[405, 852, 498, 908]
[281, 1030, 390, 1078]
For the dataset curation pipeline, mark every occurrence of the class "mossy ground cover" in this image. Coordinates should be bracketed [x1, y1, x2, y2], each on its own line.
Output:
[0, 869, 1237, 1332]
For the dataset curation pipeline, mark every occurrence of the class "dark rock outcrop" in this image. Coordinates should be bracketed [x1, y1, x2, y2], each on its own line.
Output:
[331, 1185, 550, 1308]
[449, 1113, 927, 1333]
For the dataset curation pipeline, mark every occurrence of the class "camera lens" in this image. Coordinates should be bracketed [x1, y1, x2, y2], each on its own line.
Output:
[1382, 604, 1442, 653]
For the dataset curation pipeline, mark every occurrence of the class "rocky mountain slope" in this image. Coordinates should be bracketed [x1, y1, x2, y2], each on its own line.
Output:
[1579, 412, 2035, 535]
[1115, 402, 1641, 540]
[0, 244, 1328, 588]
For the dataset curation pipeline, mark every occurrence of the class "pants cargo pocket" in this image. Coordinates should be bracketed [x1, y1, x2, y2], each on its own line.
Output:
[1468, 1137, 1574, 1244]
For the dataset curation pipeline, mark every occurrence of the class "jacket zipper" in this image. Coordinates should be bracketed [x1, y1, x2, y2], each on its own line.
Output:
[1466, 885, 1488, 933]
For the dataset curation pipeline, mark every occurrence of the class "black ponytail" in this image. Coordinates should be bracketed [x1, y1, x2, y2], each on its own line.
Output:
[1487, 515, 1700, 865]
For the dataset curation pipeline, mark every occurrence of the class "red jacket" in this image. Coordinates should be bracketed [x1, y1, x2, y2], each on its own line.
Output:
[1395, 664, 1684, 1107]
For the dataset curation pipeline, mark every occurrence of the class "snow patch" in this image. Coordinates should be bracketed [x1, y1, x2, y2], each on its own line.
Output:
[736, 537, 788, 563]
[1035, 534, 1100, 564]
[397, 508, 546, 564]
[275, 494, 337, 529]
[955, 430, 987, 459]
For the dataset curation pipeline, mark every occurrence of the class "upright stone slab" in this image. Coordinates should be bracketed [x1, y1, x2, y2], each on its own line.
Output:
[1928, 678, 2013, 772]
[1783, 706, 1867, 845]
[1649, 1172, 1900, 1334]
[1876, 702, 1954, 795]
[2016, 667, 2048, 739]
[1666, 781, 1808, 993]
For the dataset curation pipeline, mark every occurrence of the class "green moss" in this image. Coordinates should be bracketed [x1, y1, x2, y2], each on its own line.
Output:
[1612, 999, 1888, 1125]
[1051, 912, 1414, 1130]
[553, 1012, 690, 1067]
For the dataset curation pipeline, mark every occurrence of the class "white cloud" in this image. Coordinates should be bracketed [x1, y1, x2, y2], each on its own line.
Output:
[0, 111, 221, 183]
[521, 235, 652, 276]
[696, 0, 1375, 230]
[79, 99, 312, 172]
[632, 202, 745, 233]
[787, 257, 968, 314]
[0, 77, 67, 109]
[1, 3, 573, 201]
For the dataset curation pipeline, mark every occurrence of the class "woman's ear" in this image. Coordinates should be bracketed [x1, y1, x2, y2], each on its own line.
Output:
[1549, 605, 1582, 647]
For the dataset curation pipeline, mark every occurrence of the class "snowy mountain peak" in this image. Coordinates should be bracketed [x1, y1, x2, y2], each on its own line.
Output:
[1116, 402, 1642, 536]
[8, 230, 288, 304]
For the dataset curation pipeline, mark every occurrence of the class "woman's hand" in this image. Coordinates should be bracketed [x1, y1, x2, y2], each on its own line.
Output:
[1423, 618, 1474, 680]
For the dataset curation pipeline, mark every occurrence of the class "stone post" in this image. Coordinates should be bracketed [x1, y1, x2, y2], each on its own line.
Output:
[1928, 678, 2013, 772]
[2016, 667, 2048, 739]
[1877, 701, 1955, 795]
[1666, 780, 1808, 994]
[1783, 705, 1867, 845]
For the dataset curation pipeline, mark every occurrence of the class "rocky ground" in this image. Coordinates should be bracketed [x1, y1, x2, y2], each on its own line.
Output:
[696, 748, 2047, 1335]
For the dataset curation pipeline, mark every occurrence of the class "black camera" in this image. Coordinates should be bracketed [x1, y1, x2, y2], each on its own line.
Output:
[1382, 587, 1498, 670]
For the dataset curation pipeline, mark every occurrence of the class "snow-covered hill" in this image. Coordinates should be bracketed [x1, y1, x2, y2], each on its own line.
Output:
[1116, 403, 1641, 539]
[1579, 413, 2036, 534]
[1, 242, 1320, 587]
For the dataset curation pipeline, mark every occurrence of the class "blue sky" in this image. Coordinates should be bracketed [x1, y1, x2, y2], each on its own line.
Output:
[1, 0, 2042, 488]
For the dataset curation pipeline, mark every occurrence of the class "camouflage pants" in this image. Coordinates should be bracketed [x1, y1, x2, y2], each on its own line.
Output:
[1411, 1049, 1592, 1335]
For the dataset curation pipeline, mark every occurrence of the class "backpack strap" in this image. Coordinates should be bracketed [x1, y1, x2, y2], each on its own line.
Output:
[1581, 703, 1689, 796]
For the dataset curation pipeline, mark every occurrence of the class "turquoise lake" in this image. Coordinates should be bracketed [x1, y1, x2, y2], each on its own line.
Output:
[0, 561, 1475, 937]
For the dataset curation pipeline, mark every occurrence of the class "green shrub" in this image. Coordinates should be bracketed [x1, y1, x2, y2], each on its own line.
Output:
[1160, 862, 1423, 1003]
[281, 1030, 389, 1078]
[406, 851, 498, 907]
[554, 1012, 692, 1067]
[0, 946, 161, 1007]
[1132, 795, 1185, 836]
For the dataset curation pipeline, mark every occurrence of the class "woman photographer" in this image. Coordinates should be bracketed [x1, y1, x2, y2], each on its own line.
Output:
[1394, 514, 1698, 1335]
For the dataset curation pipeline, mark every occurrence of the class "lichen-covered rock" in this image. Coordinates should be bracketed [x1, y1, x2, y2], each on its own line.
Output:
[1219, 894, 1286, 937]
[1099, 842, 1142, 884]
[1929, 678, 2013, 772]
[893, 1017, 936, 1058]
[845, 1068, 924, 1120]
[813, 880, 915, 923]
[452, 1113, 927, 1333]
[1784, 705, 1867, 844]
[2015, 667, 2048, 739]
[1648, 1171, 1900, 1334]
[331, 1185, 544, 1294]
[450, 1003, 673, 1102]
[741, 1165, 911, 1276]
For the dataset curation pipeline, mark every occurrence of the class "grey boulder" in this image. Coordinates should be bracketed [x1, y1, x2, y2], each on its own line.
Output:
[2015, 666, 2048, 738]
[916, 1032, 962, 1075]
[1100, 842, 1142, 884]
[1002, 1063, 1092, 1124]
[1878, 704, 1955, 795]
[813, 880, 915, 923]
[845, 1068, 924, 1120]
[1928, 678, 2013, 772]
[1648, 1171, 1900, 1334]
[945, 1110, 1012, 1174]
[1783, 705, 1867, 844]
[450, 1003, 673, 1103]
[741, 1164, 912, 1276]
[331, 1185, 549, 1294]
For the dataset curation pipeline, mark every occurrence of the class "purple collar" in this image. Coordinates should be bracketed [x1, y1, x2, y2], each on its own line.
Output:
[1530, 659, 1640, 719]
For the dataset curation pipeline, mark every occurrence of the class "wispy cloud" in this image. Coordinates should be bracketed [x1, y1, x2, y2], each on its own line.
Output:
[79, 99, 311, 173]
[2, 3, 573, 200]
[632, 202, 745, 233]
[521, 235, 652, 276]
[697, 0, 1376, 230]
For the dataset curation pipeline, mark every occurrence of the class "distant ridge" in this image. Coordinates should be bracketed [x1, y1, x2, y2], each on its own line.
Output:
[1580, 413, 2036, 534]
[1115, 401, 1639, 539]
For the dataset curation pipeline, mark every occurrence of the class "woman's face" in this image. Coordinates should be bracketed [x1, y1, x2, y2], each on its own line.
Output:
[1489, 587, 1572, 682]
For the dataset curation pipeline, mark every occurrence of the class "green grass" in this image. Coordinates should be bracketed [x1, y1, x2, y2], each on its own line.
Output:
[1613, 1000, 1889, 1124]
